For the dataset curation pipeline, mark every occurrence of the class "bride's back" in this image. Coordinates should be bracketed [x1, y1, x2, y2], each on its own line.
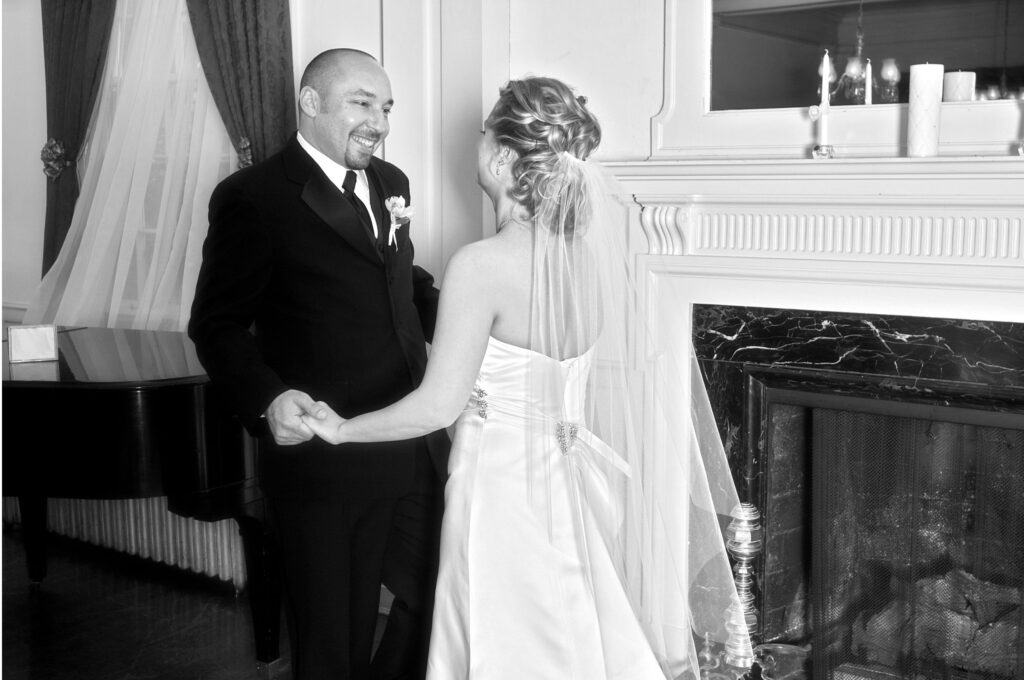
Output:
[482, 224, 600, 362]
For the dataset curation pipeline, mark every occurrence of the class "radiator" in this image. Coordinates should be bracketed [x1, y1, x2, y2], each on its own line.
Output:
[3, 497, 247, 590]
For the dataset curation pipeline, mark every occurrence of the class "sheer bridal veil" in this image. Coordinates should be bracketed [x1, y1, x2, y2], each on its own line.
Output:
[521, 138, 751, 677]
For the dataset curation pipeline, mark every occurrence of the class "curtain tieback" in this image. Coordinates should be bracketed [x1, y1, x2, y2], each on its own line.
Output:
[237, 136, 253, 168]
[41, 138, 73, 181]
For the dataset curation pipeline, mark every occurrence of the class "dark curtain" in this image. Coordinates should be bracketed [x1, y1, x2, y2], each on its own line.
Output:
[185, 0, 296, 169]
[40, 0, 116, 275]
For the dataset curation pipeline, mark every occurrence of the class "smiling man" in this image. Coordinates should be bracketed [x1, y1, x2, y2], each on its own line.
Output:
[189, 48, 449, 680]
[299, 50, 391, 170]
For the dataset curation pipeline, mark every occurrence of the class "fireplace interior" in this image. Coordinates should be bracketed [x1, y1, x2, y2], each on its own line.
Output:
[692, 306, 1024, 680]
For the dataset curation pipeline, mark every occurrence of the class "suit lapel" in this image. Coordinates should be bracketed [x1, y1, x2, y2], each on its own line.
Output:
[299, 163, 383, 266]
[365, 163, 396, 260]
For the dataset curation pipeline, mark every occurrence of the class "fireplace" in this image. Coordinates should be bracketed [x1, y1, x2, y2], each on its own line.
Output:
[606, 155, 1024, 677]
[692, 305, 1024, 679]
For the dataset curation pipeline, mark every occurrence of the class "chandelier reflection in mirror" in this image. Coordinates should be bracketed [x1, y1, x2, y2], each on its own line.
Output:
[828, 0, 901, 105]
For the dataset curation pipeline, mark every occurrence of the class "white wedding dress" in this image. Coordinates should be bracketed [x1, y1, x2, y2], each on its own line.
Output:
[426, 335, 666, 680]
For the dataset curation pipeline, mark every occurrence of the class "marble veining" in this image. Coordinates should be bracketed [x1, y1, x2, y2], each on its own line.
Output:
[693, 306, 1024, 387]
[690, 305, 1024, 653]
[693, 306, 1024, 489]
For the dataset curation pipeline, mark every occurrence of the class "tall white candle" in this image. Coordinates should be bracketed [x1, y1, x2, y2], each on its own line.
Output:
[908, 63, 944, 157]
[816, 50, 831, 147]
[864, 59, 872, 105]
[820, 50, 830, 108]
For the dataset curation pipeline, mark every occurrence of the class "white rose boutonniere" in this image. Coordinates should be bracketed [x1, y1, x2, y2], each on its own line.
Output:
[384, 196, 414, 250]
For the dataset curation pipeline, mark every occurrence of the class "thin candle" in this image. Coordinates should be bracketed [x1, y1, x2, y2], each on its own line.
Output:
[820, 49, 830, 109]
[865, 59, 872, 105]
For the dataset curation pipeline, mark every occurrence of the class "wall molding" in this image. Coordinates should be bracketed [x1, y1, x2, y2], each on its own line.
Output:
[3, 302, 27, 325]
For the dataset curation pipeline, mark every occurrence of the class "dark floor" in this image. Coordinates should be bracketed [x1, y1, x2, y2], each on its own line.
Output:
[3, 527, 294, 680]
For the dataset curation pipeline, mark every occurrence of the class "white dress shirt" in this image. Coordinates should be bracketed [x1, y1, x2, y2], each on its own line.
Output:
[297, 132, 379, 238]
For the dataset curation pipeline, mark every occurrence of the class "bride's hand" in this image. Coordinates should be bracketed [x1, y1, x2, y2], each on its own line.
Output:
[301, 401, 347, 445]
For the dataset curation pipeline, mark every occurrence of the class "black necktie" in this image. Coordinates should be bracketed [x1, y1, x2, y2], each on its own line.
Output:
[342, 170, 380, 251]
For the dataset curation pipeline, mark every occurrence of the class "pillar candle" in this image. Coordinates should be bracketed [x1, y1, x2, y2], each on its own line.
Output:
[908, 63, 944, 157]
[864, 59, 872, 105]
[942, 71, 976, 102]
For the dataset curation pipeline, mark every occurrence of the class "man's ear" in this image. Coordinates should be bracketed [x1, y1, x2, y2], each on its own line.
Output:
[298, 86, 320, 118]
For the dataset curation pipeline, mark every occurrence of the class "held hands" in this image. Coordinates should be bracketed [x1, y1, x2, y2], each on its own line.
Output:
[264, 389, 329, 445]
[300, 401, 347, 445]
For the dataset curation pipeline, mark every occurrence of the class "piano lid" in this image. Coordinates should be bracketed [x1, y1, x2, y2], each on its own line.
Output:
[3, 327, 206, 384]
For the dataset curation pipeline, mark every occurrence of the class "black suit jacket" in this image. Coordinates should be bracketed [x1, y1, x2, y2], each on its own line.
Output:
[189, 134, 448, 499]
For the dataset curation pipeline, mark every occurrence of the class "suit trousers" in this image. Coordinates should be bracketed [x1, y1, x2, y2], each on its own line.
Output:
[270, 481, 443, 680]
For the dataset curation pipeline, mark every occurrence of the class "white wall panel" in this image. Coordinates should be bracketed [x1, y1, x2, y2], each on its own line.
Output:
[289, 0, 384, 87]
[439, 0, 487, 261]
[507, 0, 663, 161]
[2, 0, 48, 319]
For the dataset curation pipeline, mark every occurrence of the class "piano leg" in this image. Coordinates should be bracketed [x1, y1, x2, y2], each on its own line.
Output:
[235, 514, 282, 665]
[18, 495, 48, 585]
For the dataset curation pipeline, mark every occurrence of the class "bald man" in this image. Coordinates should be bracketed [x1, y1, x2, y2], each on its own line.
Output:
[190, 49, 448, 680]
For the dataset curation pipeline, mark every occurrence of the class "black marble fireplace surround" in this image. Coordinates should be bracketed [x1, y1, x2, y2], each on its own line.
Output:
[692, 305, 1024, 679]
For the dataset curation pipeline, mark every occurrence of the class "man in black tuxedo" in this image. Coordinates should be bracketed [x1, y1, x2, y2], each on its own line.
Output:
[189, 49, 448, 680]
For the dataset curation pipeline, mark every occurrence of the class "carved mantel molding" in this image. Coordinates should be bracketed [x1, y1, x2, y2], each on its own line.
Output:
[607, 157, 1024, 265]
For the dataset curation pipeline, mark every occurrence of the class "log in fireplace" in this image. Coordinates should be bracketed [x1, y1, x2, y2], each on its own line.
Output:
[693, 305, 1024, 680]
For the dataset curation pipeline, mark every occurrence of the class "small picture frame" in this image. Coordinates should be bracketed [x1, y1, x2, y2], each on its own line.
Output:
[7, 324, 59, 363]
[9, 360, 60, 381]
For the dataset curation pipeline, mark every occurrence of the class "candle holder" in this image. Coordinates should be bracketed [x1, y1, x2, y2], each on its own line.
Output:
[806, 105, 834, 159]
[725, 503, 763, 637]
[879, 81, 899, 103]
[811, 144, 835, 160]
[723, 502, 763, 670]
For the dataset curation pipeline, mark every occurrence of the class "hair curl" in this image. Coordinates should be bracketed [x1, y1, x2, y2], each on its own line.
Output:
[486, 77, 601, 234]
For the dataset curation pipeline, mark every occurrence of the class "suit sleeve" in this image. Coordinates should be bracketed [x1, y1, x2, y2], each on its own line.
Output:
[412, 262, 440, 343]
[400, 181, 441, 343]
[188, 179, 288, 431]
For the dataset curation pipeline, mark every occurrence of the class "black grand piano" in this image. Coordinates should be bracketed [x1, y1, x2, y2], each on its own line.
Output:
[2, 326, 281, 665]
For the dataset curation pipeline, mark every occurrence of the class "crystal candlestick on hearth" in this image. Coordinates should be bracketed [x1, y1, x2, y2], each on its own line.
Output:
[724, 502, 763, 671]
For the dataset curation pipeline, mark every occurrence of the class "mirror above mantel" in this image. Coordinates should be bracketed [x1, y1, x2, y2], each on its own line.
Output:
[712, 0, 1024, 111]
[651, 0, 1024, 159]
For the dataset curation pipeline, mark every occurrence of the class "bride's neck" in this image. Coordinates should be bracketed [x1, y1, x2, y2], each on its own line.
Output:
[494, 198, 529, 233]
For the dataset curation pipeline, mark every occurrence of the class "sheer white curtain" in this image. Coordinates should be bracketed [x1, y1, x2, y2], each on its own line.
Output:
[25, 0, 236, 331]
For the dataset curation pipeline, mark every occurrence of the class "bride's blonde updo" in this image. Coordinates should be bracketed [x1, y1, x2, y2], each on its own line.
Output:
[486, 77, 601, 234]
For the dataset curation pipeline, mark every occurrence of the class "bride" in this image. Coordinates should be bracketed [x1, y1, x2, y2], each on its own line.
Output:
[304, 77, 749, 679]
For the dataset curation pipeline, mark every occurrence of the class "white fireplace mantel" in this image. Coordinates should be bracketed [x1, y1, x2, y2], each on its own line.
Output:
[605, 156, 1024, 399]
[609, 157, 1024, 275]
[608, 156, 1024, 195]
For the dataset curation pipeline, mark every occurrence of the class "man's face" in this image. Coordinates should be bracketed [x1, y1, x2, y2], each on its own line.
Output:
[305, 58, 393, 169]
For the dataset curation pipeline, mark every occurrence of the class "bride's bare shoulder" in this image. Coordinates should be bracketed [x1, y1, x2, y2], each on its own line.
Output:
[443, 232, 525, 286]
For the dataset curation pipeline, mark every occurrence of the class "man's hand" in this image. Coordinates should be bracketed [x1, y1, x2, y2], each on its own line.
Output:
[264, 389, 328, 445]
[301, 401, 348, 445]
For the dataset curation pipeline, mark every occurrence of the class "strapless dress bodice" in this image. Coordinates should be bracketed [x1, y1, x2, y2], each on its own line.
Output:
[468, 335, 593, 423]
